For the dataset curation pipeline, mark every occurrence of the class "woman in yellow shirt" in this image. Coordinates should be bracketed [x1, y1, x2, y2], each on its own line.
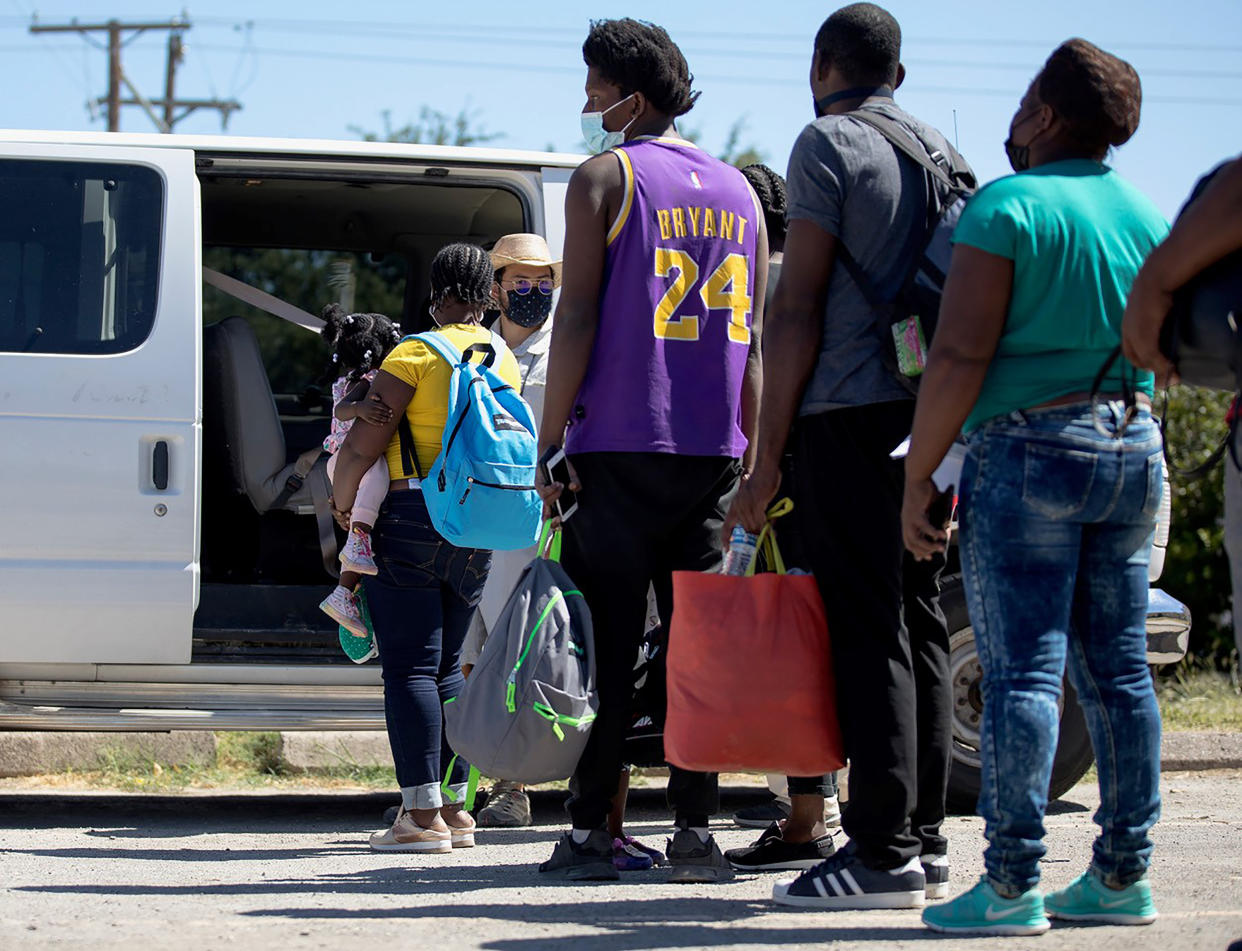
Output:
[332, 242, 522, 853]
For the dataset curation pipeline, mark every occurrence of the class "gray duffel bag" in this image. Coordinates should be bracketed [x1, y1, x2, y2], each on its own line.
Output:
[444, 528, 597, 784]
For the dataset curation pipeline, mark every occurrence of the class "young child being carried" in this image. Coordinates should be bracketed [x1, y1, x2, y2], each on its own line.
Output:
[318, 304, 402, 636]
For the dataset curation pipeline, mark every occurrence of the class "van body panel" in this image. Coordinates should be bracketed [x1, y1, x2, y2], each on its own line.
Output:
[0, 143, 201, 664]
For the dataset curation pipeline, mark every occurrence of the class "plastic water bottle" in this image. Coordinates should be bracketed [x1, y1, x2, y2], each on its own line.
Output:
[723, 525, 758, 575]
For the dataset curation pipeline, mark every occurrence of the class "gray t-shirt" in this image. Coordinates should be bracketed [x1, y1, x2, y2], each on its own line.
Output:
[785, 99, 958, 414]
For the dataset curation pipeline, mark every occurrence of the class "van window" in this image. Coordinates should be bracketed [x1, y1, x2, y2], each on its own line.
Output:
[0, 160, 162, 355]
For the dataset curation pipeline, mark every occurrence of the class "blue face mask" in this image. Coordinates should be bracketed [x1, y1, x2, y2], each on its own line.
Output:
[580, 94, 636, 154]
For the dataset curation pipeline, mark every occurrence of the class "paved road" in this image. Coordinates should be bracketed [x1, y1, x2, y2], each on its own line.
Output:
[2, 772, 1241, 951]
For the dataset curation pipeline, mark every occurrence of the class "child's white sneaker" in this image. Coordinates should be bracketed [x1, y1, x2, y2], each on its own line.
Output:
[320, 585, 367, 638]
[340, 527, 378, 576]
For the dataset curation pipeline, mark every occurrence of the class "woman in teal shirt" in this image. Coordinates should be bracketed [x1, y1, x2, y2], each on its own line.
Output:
[902, 39, 1167, 936]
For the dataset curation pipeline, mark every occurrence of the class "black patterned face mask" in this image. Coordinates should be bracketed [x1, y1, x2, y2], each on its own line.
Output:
[503, 288, 553, 328]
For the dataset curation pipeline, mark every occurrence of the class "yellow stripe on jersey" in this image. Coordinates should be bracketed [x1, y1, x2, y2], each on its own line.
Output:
[606, 147, 636, 247]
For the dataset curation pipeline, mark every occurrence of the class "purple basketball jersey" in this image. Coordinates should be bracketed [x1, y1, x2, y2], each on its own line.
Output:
[565, 137, 760, 458]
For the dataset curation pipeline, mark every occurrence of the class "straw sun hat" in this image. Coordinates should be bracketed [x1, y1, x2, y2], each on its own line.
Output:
[490, 233, 562, 288]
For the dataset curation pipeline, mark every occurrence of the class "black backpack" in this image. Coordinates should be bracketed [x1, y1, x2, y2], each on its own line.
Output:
[836, 107, 977, 392]
[1158, 161, 1242, 393]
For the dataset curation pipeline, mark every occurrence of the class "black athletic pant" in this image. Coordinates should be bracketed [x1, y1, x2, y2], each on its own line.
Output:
[791, 401, 951, 869]
[561, 451, 741, 831]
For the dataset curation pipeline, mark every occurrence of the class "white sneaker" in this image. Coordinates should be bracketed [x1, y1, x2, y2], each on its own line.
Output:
[340, 527, 378, 576]
[320, 585, 367, 638]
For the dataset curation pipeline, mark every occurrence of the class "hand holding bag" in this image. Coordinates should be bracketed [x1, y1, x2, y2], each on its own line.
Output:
[664, 501, 845, 777]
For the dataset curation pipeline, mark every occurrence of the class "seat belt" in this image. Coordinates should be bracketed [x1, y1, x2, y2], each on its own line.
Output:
[270, 446, 323, 511]
[307, 464, 341, 580]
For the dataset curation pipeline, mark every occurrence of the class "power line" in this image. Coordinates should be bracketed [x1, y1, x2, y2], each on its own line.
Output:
[186, 15, 1242, 55]
[192, 42, 1242, 106]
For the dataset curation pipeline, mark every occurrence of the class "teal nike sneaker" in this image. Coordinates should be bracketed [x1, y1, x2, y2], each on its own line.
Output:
[1045, 870, 1158, 925]
[922, 876, 1050, 937]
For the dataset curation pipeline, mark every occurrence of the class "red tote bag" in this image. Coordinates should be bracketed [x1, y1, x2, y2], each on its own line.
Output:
[665, 505, 845, 777]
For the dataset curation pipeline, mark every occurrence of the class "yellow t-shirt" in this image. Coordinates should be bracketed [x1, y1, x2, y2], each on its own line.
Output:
[380, 323, 522, 478]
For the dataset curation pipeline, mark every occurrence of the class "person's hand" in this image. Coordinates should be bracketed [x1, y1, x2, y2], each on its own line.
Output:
[535, 446, 581, 526]
[461, 663, 474, 679]
[1122, 272, 1179, 388]
[721, 461, 780, 547]
[329, 495, 351, 531]
[355, 397, 393, 426]
[902, 477, 949, 561]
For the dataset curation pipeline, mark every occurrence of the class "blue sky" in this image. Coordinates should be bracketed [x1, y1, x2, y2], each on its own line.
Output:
[2, 0, 1239, 218]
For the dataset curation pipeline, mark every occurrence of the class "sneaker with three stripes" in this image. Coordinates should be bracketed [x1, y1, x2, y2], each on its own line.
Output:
[771, 843, 925, 910]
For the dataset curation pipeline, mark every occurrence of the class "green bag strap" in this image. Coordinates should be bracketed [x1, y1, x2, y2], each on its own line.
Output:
[440, 756, 482, 812]
[533, 701, 597, 742]
[744, 497, 794, 577]
[537, 519, 562, 563]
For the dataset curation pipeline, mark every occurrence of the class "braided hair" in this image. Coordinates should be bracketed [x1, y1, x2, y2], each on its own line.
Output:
[741, 164, 787, 249]
[320, 303, 402, 383]
[429, 242, 494, 317]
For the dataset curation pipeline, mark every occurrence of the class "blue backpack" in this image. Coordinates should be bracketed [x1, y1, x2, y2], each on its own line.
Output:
[395, 330, 542, 552]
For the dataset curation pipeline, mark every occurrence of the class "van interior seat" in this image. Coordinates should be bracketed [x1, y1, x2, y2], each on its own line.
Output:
[203, 315, 329, 516]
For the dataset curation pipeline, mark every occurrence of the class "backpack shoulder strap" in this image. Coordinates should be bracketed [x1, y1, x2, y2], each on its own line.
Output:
[416, 330, 464, 367]
[849, 109, 960, 193]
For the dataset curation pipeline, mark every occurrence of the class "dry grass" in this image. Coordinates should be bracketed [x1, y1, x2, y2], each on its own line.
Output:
[1157, 665, 1242, 731]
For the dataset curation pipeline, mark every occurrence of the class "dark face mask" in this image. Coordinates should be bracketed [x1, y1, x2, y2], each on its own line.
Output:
[1004, 108, 1042, 173]
[1004, 137, 1031, 173]
[503, 288, 553, 328]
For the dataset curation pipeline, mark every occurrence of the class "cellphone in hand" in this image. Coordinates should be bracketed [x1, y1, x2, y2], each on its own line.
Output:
[539, 446, 579, 522]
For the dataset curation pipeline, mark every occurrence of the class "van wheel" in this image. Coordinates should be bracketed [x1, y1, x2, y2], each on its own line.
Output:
[942, 575, 1095, 815]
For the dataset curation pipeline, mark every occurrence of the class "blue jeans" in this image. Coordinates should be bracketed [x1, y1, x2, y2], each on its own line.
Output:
[363, 491, 491, 807]
[959, 402, 1163, 893]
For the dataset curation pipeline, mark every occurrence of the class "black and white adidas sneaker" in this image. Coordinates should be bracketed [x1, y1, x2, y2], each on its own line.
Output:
[921, 853, 949, 900]
[772, 843, 925, 910]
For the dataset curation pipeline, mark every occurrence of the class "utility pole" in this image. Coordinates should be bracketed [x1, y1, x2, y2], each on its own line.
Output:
[29, 17, 241, 133]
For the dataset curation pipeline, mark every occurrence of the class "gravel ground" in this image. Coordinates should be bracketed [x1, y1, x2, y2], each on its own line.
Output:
[2, 771, 1241, 951]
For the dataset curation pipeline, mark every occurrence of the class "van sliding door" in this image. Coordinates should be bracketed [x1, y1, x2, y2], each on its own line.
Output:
[0, 143, 200, 663]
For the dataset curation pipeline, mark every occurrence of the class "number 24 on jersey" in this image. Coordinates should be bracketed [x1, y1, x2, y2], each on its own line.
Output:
[653, 248, 752, 345]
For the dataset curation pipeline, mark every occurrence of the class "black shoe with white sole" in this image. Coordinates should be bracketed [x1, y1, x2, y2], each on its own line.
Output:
[921, 853, 949, 900]
[772, 844, 925, 910]
[726, 823, 837, 871]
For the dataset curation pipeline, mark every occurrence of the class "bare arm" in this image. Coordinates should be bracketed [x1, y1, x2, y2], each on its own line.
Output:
[334, 378, 393, 426]
[1123, 155, 1242, 380]
[741, 211, 770, 472]
[331, 370, 412, 517]
[902, 245, 1013, 559]
[724, 217, 835, 537]
[537, 154, 619, 460]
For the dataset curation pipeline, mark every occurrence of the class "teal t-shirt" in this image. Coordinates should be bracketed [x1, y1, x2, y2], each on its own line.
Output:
[953, 159, 1168, 433]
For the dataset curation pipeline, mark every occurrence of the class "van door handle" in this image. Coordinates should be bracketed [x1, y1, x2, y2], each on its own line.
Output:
[152, 441, 169, 490]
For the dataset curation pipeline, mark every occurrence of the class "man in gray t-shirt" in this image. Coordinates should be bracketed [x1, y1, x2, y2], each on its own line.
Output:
[725, 2, 962, 912]
[786, 100, 959, 413]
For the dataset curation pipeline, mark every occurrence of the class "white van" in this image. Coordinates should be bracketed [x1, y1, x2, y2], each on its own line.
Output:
[0, 129, 577, 718]
[0, 130, 1190, 808]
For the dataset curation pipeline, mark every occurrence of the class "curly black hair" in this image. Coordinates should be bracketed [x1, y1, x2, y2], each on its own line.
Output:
[429, 242, 495, 311]
[583, 18, 699, 118]
[320, 304, 402, 383]
[741, 164, 787, 248]
[814, 3, 902, 87]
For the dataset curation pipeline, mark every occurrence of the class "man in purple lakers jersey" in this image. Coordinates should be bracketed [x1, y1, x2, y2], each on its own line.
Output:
[537, 18, 768, 883]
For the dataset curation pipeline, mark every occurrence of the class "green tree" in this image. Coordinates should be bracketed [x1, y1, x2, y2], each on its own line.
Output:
[681, 116, 767, 169]
[1160, 385, 1236, 665]
[349, 105, 502, 147]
